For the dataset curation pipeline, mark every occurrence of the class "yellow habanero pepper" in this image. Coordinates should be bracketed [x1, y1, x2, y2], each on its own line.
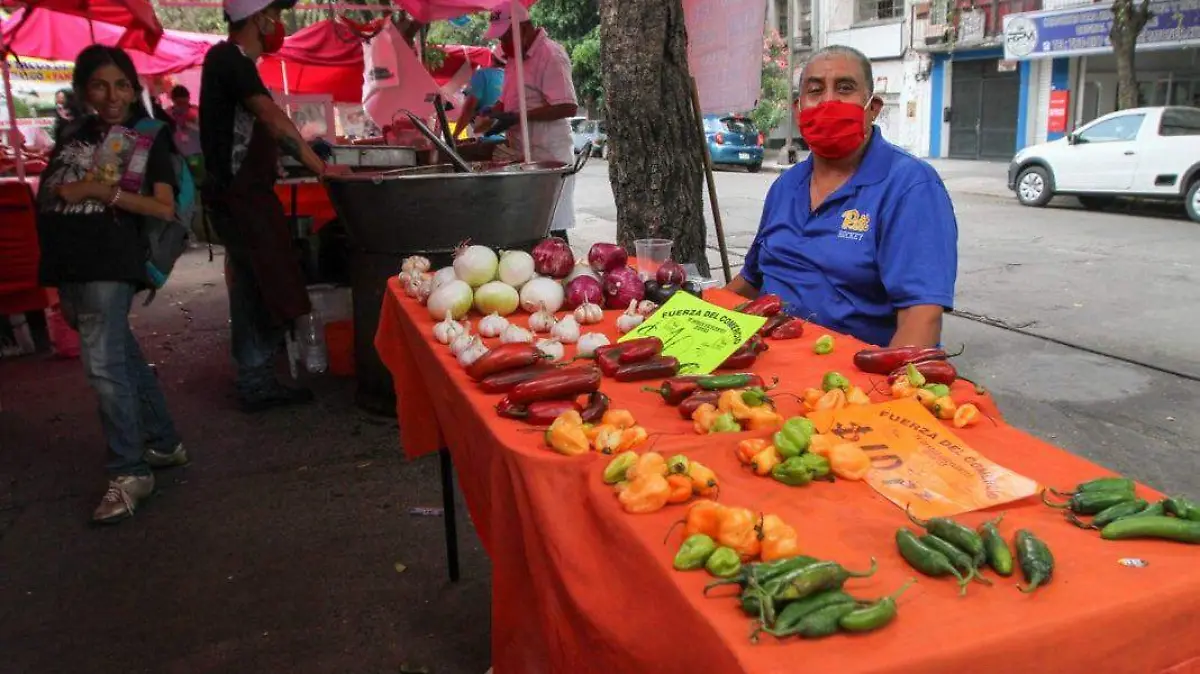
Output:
[691, 403, 721, 434]
[743, 406, 783, 431]
[546, 420, 590, 456]
[736, 438, 770, 465]
[931, 396, 957, 420]
[617, 425, 649, 451]
[591, 424, 624, 454]
[751, 445, 782, 476]
[718, 389, 755, 420]
[602, 408, 637, 430]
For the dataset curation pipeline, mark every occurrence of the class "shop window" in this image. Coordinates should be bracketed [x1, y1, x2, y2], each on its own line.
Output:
[1160, 108, 1200, 136]
[856, 0, 904, 22]
[1077, 113, 1145, 143]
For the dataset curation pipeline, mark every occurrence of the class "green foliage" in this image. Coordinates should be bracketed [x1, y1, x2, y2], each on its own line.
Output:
[571, 27, 603, 111]
[750, 30, 790, 134]
[427, 13, 489, 46]
[12, 97, 35, 119]
[531, 0, 603, 114]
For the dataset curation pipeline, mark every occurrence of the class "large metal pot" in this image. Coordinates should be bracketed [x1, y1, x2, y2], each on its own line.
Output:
[323, 158, 585, 414]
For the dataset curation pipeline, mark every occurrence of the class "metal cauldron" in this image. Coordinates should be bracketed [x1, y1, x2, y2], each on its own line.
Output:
[322, 153, 589, 414]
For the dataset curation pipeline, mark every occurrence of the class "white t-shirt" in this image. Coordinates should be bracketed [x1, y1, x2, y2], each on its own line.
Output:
[499, 30, 577, 164]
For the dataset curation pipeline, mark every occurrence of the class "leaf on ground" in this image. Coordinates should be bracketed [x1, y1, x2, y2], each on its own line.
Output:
[394, 562, 407, 574]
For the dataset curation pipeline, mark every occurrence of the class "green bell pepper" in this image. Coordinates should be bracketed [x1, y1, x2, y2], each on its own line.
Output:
[602, 451, 638, 484]
[705, 546, 742, 578]
[741, 387, 771, 407]
[674, 533, 717, 571]
[822, 371, 851, 392]
[667, 454, 690, 475]
[772, 417, 813, 458]
[771, 457, 815, 486]
[796, 453, 831, 479]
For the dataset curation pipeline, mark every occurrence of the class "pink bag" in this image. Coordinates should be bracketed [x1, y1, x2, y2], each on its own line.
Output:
[46, 304, 80, 359]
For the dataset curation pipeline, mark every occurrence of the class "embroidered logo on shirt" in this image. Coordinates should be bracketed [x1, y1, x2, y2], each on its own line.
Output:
[839, 209, 870, 241]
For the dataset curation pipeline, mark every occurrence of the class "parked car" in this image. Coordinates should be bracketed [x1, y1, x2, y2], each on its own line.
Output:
[704, 115, 764, 172]
[570, 117, 608, 158]
[1008, 106, 1200, 221]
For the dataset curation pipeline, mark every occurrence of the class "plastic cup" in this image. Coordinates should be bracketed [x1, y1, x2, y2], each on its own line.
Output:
[633, 238, 673, 280]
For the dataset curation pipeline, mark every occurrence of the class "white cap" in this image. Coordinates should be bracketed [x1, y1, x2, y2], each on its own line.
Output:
[223, 0, 295, 23]
[484, 3, 530, 40]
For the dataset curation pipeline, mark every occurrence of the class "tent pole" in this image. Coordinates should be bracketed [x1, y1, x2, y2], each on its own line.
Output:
[1, 52, 27, 183]
[510, 0, 530, 163]
[280, 59, 292, 117]
[689, 76, 730, 283]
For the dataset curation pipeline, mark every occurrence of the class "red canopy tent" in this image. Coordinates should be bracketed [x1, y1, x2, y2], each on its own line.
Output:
[0, 0, 163, 51]
[258, 18, 493, 104]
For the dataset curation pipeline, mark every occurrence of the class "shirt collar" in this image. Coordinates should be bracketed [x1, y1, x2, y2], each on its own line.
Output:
[795, 125, 892, 188]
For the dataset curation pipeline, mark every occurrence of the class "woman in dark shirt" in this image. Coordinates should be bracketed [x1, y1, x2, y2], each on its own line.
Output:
[37, 45, 188, 525]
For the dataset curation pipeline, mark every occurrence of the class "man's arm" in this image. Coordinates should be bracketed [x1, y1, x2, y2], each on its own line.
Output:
[890, 305, 944, 347]
[523, 103, 578, 122]
[244, 94, 325, 174]
[725, 274, 760, 299]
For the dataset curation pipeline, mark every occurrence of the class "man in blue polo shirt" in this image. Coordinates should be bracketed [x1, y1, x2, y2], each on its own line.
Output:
[728, 45, 958, 347]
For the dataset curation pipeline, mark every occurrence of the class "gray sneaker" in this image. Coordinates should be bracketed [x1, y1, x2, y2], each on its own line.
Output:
[92, 474, 155, 524]
[145, 443, 189, 468]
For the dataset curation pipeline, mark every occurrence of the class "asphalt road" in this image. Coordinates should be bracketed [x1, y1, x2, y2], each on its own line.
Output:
[574, 159, 1200, 499]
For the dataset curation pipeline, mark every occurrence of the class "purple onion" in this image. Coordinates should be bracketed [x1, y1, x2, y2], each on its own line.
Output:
[655, 260, 687, 286]
[588, 242, 629, 273]
[532, 237, 575, 279]
[564, 275, 604, 309]
[602, 266, 645, 310]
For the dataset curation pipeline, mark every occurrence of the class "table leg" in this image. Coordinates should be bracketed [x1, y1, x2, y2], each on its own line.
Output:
[439, 447, 461, 582]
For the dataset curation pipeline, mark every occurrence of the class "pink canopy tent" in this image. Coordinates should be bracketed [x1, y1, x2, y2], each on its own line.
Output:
[259, 18, 493, 104]
[1, 8, 218, 75]
[395, 0, 534, 23]
[0, 0, 163, 51]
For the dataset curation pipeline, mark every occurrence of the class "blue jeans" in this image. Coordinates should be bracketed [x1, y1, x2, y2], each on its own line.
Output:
[224, 248, 286, 397]
[59, 282, 181, 476]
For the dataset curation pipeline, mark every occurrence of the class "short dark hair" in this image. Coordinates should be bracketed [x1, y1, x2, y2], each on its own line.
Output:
[170, 85, 190, 99]
[802, 45, 875, 97]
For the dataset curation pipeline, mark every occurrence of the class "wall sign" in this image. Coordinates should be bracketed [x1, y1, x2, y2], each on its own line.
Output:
[1004, 0, 1200, 60]
[1048, 89, 1070, 134]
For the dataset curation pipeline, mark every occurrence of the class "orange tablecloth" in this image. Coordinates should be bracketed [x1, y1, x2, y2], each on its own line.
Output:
[375, 278, 1200, 674]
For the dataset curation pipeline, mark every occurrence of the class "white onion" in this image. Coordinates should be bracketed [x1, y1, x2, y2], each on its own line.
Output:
[519, 276, 565, 313]
[474, 280, 520, 316]
[431, 266, 458, 293]
[427, 280, 473, 320]
[498, 250, 536, 288]
[453, 245, 499, 288]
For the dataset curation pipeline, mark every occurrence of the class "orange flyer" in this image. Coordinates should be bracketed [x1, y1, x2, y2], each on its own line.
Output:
[808, 398, 1040, 519]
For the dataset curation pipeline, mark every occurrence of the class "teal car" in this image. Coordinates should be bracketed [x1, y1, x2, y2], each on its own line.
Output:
[704, 115, 764, 172]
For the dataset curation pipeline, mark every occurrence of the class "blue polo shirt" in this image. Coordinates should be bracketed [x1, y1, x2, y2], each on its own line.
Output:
[742, 128, 958, 347]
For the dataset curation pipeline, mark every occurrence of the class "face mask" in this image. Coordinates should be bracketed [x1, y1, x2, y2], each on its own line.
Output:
[260, 17, 285, 53]
[799, 99, 872, 160]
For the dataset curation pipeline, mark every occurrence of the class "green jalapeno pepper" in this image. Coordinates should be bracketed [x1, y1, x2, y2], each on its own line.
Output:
[601, 451, 637, 484]
[770, 457, 815, 487]
[703, 555, 821, 595]
[757, 602, 858, 640]
[1042, 488, 1137, 515]
[895, 528, 969, 595]
[920, 534, 991, 586]
[838, 578, 915, 633]
[673, 533, 717, 571]
[1049, 477, 1134, 497]
[1066, 498, 1148, 530]
[697, 373, 759, 390]
[772, 417, 813, 458]
[1117, 500, 1166, 521]
[705, 546, 742, 578]
[1100, 515, 1200, 544]
[666, 454, 690, 475]
[766, 557, 878, 603]
[1015, 529, 1054, 594]
[710, 412, 742, 434]
[906, 506, 987, 566]
[978, 515, 1013, 577]
[1164, 497, 1200, 521]
[750, 590, 857, 641]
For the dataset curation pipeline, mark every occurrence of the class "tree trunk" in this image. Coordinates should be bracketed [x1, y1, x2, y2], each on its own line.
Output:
[1110, 0, 1152, 110]
[599, 0, 710, 275]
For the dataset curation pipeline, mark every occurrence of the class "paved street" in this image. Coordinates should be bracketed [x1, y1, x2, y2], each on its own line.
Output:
[575, 159, 1200, 499]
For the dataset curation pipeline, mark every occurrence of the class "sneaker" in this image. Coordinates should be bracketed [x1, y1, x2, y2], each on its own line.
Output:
[92, 474, 155, 524]
[144, 443, 189, 469]
[238, 381, 314, 413]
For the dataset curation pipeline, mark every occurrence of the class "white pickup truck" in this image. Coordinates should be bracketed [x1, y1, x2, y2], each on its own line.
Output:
[1007, 106, 1200, 221]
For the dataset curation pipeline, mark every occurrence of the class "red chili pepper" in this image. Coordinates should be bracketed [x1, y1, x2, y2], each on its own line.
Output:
[887, 359, 958, 386]
[738, 294, 783, 317]
[477, 363, 556, 394]
[757, 313, 791, 337]
[598, 348, 624, 377]
[466, 343, 546, 381]
[644, 376, 704, 405]
[614, 356, 680, 382]
[616, 337, 664, 364]
[524, 399, 585, 425]
[580, 391, 611, 423]
[746, 335, 769, 354]
[495, 395, 526, 420]
[769, 318, 805, 340]
[509, 366, 602, 404]
[718, 342, 760, 370]
[853, 346, 948, 375]
[678, 390, 721, 419]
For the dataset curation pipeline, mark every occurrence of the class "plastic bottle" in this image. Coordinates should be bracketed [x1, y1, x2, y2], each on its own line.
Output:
[300, 312, 328, 374]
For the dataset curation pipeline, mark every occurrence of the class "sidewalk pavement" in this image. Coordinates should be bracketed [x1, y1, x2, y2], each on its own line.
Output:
[0, 249, 492, 674]
[762, 153, 1014, 200]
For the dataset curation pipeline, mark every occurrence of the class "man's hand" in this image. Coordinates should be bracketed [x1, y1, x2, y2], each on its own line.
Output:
[57, 180, 106, 204]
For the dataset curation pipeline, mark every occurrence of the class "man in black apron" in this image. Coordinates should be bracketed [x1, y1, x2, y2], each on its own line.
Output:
[201, 0, 348, 412]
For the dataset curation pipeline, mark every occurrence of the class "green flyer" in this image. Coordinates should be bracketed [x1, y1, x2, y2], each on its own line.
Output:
[619, 292, 767, 375]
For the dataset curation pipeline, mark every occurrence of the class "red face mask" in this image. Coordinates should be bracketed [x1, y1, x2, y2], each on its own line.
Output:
[798, 100, 871, 160]
[260, 17, 285, 54]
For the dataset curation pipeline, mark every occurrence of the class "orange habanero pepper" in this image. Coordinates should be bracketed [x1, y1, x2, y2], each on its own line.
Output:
[815, 388, 848, 411]
[718, 389, 755, 420]
[744, 407, 784, 431]
[914, 388, 937, 409]
[953, 403, 981, 428]
[617, 425, 649, 451]
[751, 445, 782, 476]
[691, 403, 721, 435]
[846, 386, 872, 406]
[627, 451, 667, 482]
[803, 387, 825, 408]
[717, 506, 762, 561]
[602, 408, 637, 429]
[682, 499, 724, 539]
[808, 433, 836, 458]
[931, 396, 957, 420]
[688, 460, 720, 497]
[736, 438, 770, 465]
[666, 474, 693, 504]
[829, 442, 871, 481]
[618, 473, 671, 514]
[591, 424, 623, 454]
[759, 514, 802, 562]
